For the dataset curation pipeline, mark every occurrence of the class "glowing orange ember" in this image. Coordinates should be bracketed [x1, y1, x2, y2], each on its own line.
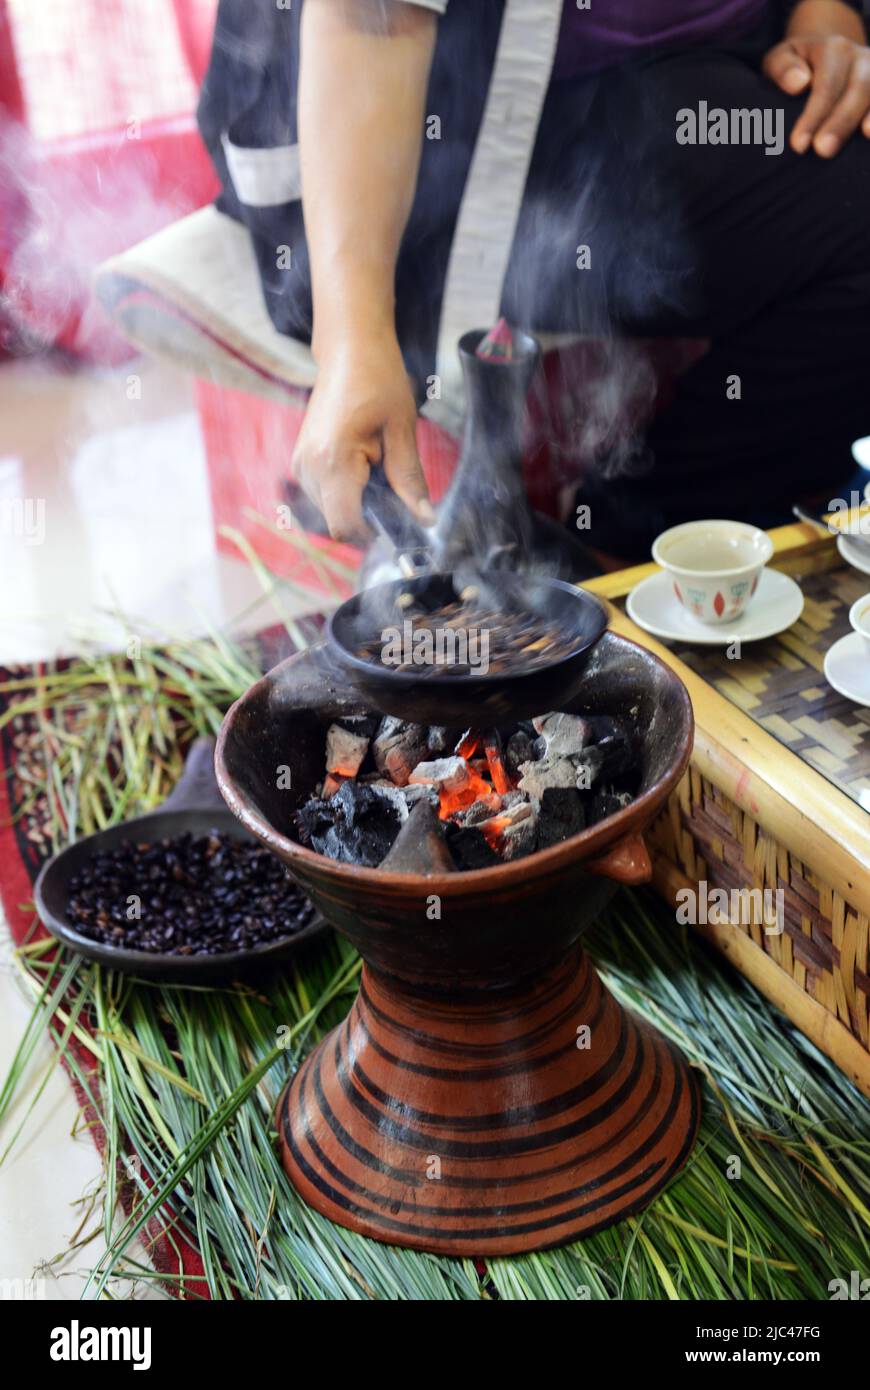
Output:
[331, 762, 362, 778]
[484, 732, 512, 795]
[438, 767, 495, 819]
[479, 813, 512, 849]
[455, 729, 481, 760]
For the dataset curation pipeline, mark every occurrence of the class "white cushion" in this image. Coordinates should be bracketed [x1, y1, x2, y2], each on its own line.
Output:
[95, 205, 316, 402]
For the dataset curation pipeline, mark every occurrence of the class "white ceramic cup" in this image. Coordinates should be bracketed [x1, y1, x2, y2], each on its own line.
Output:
[848, 595, 870, 658]
[651, 520, 774, 626]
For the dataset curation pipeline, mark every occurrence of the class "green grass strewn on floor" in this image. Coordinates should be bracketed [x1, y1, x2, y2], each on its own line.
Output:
[6, 891, 869, 1301]
[1, 631, 868, 1299]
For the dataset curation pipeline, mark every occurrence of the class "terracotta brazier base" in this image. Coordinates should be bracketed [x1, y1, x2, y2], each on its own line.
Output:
[277, 946, 700, 1256]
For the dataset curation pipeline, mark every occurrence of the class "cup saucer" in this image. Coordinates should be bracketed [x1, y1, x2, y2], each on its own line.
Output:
[837, 533, 870, 577]
[824, 632, 870, 706]
[626, 567, 804, 646]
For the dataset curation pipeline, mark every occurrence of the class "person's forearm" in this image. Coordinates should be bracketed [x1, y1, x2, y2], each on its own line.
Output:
[299, 0, 436, 364]
[786, 0, 866, 41]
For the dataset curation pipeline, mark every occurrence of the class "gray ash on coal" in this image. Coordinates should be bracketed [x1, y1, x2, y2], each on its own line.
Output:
[292, 709, 641, 872]
[66, 831, 317, 956]
[505, 729, 534, 780]
[371, 716, 428, 786]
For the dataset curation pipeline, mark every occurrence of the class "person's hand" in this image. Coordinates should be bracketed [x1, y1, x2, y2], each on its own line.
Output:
[763, 32, 870, 156]
[292, 333, 435, 542]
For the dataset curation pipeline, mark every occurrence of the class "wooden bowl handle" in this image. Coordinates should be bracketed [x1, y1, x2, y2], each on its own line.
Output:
[588, 834, 652, 886]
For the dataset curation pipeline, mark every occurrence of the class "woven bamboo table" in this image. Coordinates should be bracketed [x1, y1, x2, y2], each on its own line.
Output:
[585, 520, 870, 1099]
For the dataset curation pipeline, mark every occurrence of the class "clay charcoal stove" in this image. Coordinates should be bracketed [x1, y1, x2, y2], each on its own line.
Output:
[293, 707, 640, 872]
[215, 334, 699, 1257]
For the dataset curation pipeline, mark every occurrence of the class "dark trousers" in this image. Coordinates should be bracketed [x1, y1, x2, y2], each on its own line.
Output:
[502, 18, 870, 558]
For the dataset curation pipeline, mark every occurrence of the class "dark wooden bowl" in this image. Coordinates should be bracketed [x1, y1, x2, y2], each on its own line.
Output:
[216, 632, 701, 1254]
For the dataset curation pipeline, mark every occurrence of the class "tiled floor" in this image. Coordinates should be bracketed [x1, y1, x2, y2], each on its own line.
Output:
[0, 353, 324, 1298]
[0, 355, 312, 663]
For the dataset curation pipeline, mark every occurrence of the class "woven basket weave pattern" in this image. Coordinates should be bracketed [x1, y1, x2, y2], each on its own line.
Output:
[677, 565, 870, 808]
[650, 766, 870, 1054]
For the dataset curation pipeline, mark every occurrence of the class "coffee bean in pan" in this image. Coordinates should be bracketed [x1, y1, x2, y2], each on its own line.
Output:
[355, 599, 579, 677]
[66, 831, 317, 956]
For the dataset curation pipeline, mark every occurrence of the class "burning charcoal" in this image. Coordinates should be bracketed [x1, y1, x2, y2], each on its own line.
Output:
[446, 825, 500, 870]
[325, 722, 370, 778]
[409, 756, 473, 794]
[296, 796, 332, 846]
[505, 730, 534, 779]
[500, 789, 527, 811]
[583, 717, 635, 779]
[364, 780, 439, 822]
[573, 745, 604, 790]
[503, 822, 537, 861]
[572, 720, 635, 790]
[536, 788, 586, 850]
[478, 801, 537, 861]
[532, 712, 592, 759]
[589, 788, 634, 826]
[335, 714, 380, 738]
[483, 728, 512, 794]
[459, 798, 501, 827]
[454, 728, 480, 759]
[409, 755, 497, 816]
[427, 726, 453, 755]
[381, 800, 456, 875]
[404, 783, 441, 809]
[372, 717, 428, 787]
[517, 756, 578, 798]
[297, 781, 402, 867]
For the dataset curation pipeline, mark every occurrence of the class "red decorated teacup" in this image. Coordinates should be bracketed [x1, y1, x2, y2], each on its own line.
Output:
[652, 520, 774, 625]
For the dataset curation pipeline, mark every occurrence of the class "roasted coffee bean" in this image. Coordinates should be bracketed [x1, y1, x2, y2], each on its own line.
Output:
[354, 598, 578, 677]
[66, 831, 317, 956]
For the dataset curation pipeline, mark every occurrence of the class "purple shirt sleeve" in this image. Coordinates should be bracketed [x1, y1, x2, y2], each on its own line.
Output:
[552, 0, 770, 79]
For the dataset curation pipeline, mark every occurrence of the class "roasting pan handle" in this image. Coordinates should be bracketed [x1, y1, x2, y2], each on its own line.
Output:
[588, 834, 652, 886]
[160, 737, 226, 813]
